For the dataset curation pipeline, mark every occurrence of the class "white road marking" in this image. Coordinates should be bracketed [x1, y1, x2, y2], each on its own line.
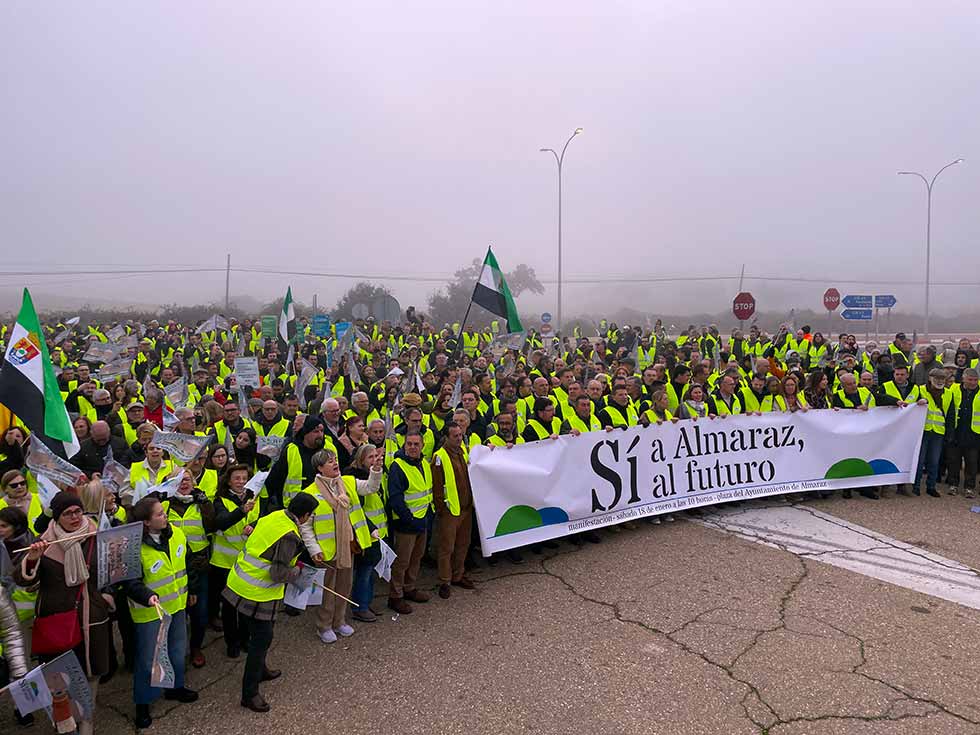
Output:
[696, 503, 980, 611]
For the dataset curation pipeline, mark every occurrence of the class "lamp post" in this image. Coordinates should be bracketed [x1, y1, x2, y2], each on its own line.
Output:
[898, 158, 963, 340]
[540, 128, 583, 334]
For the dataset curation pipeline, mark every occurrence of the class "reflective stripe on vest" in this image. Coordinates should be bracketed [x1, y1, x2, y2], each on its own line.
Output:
[226, 511, 300, 602]
[392, 458, 432, 520]
[925, 389, 952, 435]
[952, 388, 980, 435]
[434, 447, 463, 516]
[210, 495, 261, 569]
[165, 502, 208, 553]
[128, 527, 189, 623]
[304, 476, 372, 560]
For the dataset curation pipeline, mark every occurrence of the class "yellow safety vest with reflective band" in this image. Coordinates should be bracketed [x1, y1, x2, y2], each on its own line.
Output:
[565, 412, 601, 433]
[392, 458, 432, 520]
[434, 447, 465, 516]
[360, 486, 388, 540]
[163, 501, 208, 553]
[210, 496, 261, 569]
[128, 527, 188, 624]
[303, 476, 371, 560]
[226, 511, 300, 603]
[527, 417, 560, 439]
[952, 387, 980, 435]
[283, 443, 305, 505]
[882, 382, 922, 403]
[487, 433, 525, 447]
[924, 389, 952, 435]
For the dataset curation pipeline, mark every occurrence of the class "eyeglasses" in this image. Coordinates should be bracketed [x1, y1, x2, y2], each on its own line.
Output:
[7, 480, 27, 488]
[60, 509, 84, 518]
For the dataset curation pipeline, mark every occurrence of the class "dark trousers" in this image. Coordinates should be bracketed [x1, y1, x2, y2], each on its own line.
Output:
[241, 617, 274, 700]
[188, 566, 209, 650]
[915, 432, 945, 492]
[946, 445, 979, 490]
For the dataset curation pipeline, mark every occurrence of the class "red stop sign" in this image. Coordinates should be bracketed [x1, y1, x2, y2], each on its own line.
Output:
[732, 292, 755, 321]
[823, 288, 841, 311]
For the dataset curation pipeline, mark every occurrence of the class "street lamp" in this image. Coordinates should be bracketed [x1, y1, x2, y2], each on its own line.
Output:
[898, 158, 963, 340]
[540, 127, 583, 334]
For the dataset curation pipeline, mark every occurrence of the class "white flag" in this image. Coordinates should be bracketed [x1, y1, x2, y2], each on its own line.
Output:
[374, 538, 397, 581]
[8, 664, 52, 715]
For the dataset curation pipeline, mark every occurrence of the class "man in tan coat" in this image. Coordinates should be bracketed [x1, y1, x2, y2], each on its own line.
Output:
[431, 423, 476, 598]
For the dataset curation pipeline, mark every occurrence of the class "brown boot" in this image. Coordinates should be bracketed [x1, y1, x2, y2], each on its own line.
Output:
[404, 589, 431, 603]
[388, 597, 413, 614]
[452, 577, 475, 590]
[438, 584, 451, 599]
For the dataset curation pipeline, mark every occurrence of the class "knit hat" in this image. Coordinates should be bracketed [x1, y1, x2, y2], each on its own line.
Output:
[50, 491, 83, 521]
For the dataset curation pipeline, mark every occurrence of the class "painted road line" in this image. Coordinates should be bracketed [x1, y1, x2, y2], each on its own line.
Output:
[696, 502, 980, 611]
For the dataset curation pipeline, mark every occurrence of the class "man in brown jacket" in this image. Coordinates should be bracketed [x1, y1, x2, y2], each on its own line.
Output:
[431, 423, 476, 598]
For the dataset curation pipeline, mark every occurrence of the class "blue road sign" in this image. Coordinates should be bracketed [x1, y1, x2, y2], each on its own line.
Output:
[842, 294, 873, 308]
[874, 295, 897, 308]
[541, 312, 552, 324]
[841, 308, 873, 321]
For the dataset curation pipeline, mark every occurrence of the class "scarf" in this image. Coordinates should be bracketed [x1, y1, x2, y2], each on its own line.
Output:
[314, 474, 353, 569]
[46, 518, 93, 587]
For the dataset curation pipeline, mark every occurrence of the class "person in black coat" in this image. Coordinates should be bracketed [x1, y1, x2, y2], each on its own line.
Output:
[71, 420, 133, 476]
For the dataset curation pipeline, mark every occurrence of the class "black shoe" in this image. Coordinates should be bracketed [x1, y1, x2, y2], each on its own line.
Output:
[842, 489, 852, 499]
[283, 605, 302, 617]
[135, 704, 152, 729]
[14, 710, 34, 726]
[261, 668, 282, 682]
[927, 489, 941, 498]
[227, 645, 240, 659]
[542, 540, 560, 549]
[860, 489, 879, 500]
[570, 535, 585, 546]
[164, 687, 199, 703]
[487, 555, 499, 566]
[241, 694, 271, 713]
[507, 550, 525, 564]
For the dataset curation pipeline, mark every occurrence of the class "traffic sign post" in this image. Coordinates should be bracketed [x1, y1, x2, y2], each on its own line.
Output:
[875, 295, 897, 337]
[732, 292, 755, 327]
[823, 288, 840, 336]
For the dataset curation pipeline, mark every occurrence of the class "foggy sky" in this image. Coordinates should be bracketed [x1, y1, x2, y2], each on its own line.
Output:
[2, 2, 979, 319]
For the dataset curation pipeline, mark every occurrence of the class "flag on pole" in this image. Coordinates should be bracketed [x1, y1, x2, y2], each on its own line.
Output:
[0, 290, 80, 458]
[471, 247, 523, 334]
[278, 286, 296, 352]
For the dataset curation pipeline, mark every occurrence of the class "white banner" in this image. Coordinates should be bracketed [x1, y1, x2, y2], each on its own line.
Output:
[234, 356, 260, 390]
[470, 406, 927, 554]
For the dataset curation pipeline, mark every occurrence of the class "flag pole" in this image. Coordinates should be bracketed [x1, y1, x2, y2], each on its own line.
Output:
[453, 299, 475, 362]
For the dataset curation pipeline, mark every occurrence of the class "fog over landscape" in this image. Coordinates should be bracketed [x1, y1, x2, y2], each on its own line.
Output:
[2, 2, 978, 322]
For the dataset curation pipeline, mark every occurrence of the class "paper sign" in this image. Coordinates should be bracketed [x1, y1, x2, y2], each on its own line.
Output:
[234, 356, 260, 390]
[374, 538, 396, 581]
[283, 566, 325, 609]
[41, 651, 94, 729]
[150, 431, 211, 464]
[150, 611, 176, 688]
[260, 315, 277, 339]
[244, 471, 269, 496]
[256, 435, 287, 460]
[96, 522, 143, 589]
[26, 435, 83, 487]
[8, 665, 52, 715]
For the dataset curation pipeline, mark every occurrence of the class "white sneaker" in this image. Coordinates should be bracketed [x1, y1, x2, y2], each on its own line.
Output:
[335, 624, 355, 638]
[319, 628, 337, 644]
[650, 517, 662, 525]
[664, 514, 676, 522]
[948, 486, 959, 496]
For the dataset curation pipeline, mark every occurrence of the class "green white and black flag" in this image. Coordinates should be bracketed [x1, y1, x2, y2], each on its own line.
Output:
[471, 247, 523, 334]
[278, 286, 296, 352]
[0, 289, 80, 458]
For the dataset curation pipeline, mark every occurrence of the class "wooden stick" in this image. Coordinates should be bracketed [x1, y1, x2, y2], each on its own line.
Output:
[11, 529, 98, 555]
[310, 579, 357, 606]
[153, 602, 164, 621]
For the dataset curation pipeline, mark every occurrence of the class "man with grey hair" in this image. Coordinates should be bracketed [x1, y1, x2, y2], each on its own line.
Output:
[349, 391, 380, 425]
[320, 398, 343, 446]
[948, 368, 980, 498]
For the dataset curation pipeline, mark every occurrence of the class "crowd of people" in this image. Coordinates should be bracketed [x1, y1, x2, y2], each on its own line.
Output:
[1, 312, 978, 731]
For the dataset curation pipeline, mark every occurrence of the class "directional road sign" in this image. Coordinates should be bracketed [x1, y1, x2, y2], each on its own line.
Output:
[841, 308, 873, 321]
[874, 295, 897, 309]
[842, 295, 872, 309]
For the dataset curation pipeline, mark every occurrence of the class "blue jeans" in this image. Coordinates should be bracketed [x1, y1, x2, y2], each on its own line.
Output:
[134, 610, 186, 704]
[915, 432, 944, 492]
[352, 554, 375, 613]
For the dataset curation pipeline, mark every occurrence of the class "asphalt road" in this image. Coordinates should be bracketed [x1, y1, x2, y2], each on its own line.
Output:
[4, 489, 980, 734]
